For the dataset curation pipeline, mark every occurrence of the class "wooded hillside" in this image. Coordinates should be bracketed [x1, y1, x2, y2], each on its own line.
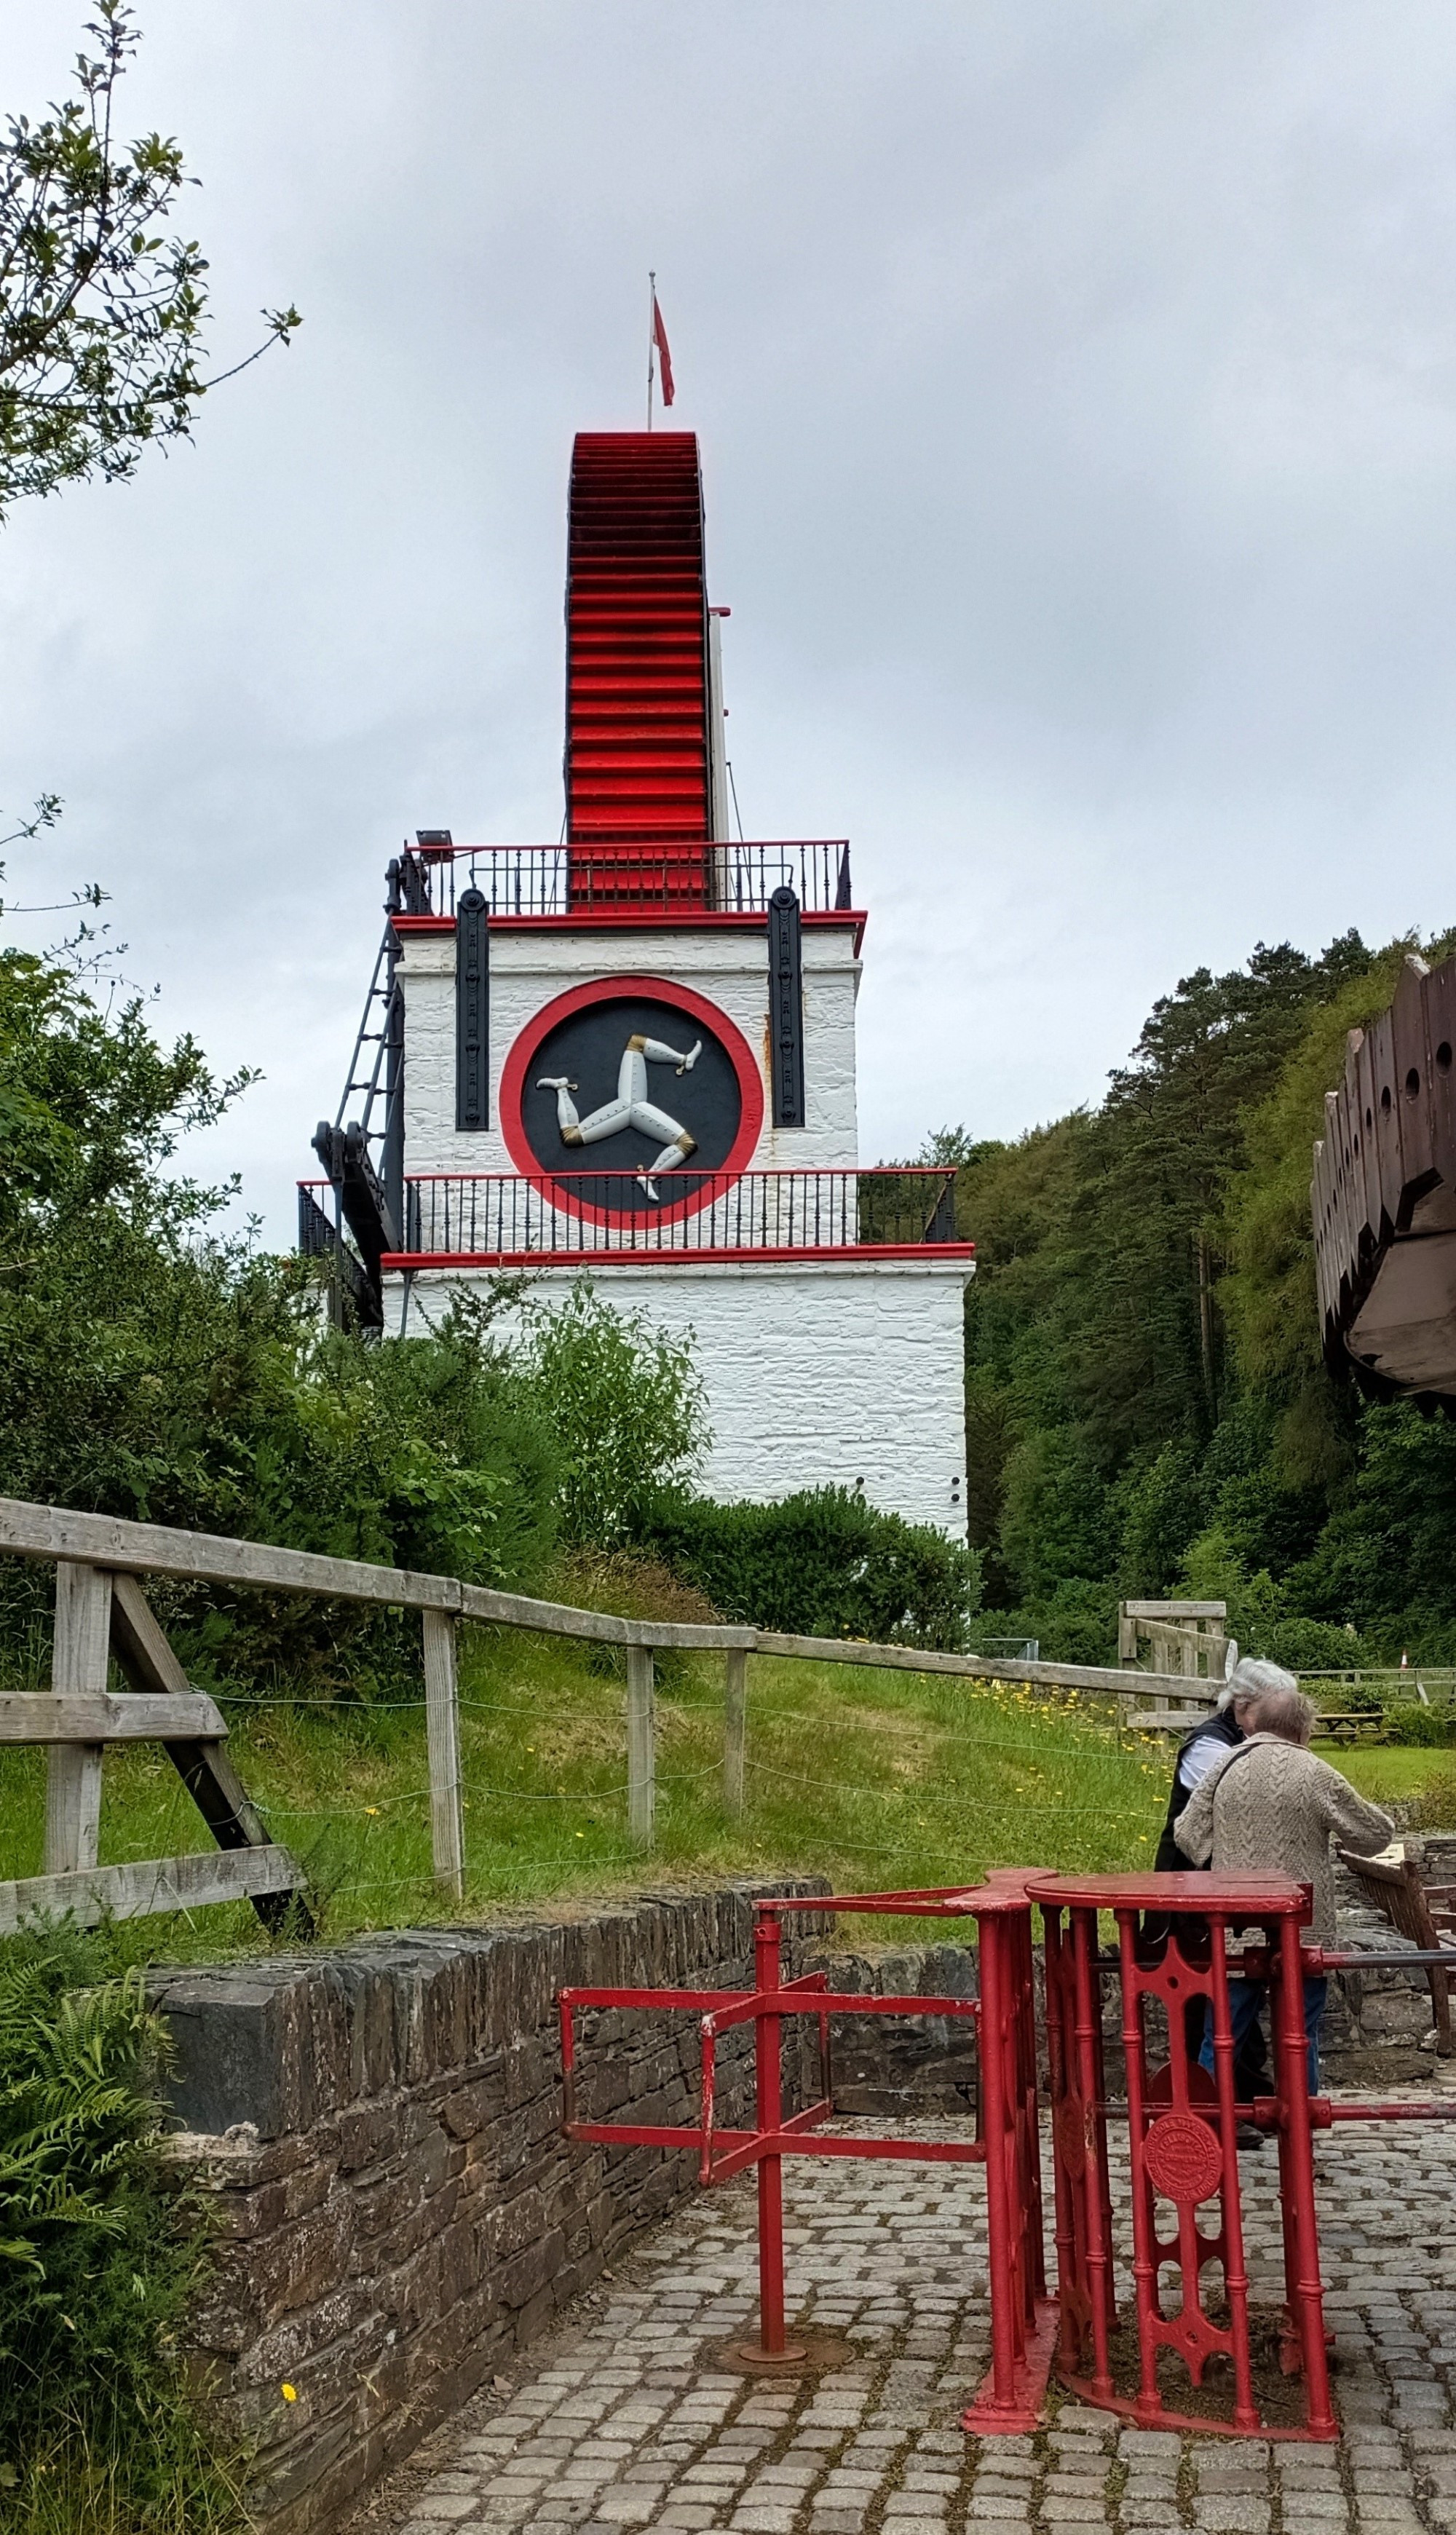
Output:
[934, 927, 1456, 1666]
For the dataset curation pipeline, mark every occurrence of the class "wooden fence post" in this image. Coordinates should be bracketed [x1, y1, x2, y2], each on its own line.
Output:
[422, 1609, 464, 1897]
[724, 1645, 748, 1814]
[626, 1644, 655, 1845]
[47, 1562, 111, 1875]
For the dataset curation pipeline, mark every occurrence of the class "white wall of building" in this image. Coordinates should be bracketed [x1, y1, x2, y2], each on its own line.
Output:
[397, 917, 861, 1176]
[389, 1255, 971, 1541]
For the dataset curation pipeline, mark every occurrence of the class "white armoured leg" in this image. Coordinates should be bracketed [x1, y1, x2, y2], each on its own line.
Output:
[629, 1099, 697, 1198]
[537, 1076, 582, 1134]
[641, 1037, 701, 1073]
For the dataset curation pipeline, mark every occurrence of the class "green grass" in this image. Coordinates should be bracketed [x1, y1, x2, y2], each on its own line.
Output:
[1338, 1743, 1456, 1827]
[11, 1631, 1456, 1970]
[1334, 1745, 1456, 1805]
[0, 1634, 1179, 1962]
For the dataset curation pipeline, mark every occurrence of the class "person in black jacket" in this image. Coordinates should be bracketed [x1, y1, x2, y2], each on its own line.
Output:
[1146, 1657, 1297, 2131]
[1154, 1659, 1281, 1871]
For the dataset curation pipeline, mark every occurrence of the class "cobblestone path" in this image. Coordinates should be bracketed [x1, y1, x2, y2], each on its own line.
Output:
[375, 2108, 1456, 2535]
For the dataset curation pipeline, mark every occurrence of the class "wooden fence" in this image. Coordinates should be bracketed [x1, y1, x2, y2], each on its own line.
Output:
[1118, 1599, 1229, 1680]
[0, 1496, 1217, 1925]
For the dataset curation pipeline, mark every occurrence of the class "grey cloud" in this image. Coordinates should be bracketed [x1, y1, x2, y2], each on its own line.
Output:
[0, 0, 1453, 1222]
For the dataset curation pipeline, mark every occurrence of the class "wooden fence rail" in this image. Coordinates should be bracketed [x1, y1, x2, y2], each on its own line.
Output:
[0, 1495, 1214, 1923]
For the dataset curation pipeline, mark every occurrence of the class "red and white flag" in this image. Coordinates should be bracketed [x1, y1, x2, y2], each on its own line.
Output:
[652, 294, 675, 408]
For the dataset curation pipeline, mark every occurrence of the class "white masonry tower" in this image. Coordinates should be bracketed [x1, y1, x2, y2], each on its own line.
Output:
[305, 432, 973, 1537]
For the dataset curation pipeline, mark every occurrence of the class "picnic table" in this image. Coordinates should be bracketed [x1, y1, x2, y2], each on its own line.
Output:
[1311, 1709, 1388, 1744]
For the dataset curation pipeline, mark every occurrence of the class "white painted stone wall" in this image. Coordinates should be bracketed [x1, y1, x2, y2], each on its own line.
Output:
[396, 919, 860, 1175]
[388, 1255, 971, 1541]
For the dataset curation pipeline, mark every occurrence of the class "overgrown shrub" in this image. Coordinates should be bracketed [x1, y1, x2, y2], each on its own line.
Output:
[634, 1484, 979, 1648]
[0, 1925, 242, 2531]
[1382, 1704, 1456, 1749]
[976, 1578, 1120, 1667]
[1405, 1773, 1456, 1830]
[519, 1283, 708, 1546]
[554, 1546, 723, 1688]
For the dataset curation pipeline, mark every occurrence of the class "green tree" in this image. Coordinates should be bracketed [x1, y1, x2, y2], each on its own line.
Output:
[0, 1, 298, 518]
[931, 928, 1456, 1656]
[0, 949, 565, 1686]
[1217, 938, 1455, 1484]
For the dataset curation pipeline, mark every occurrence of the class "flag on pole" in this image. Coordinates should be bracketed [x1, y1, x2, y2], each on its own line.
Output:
[652, 294, 676, 408]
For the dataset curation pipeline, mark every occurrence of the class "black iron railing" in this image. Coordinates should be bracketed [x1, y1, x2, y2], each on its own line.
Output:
[387, 1167, 962, 1259]
[387, 840, 854, 921]
[297, 1185, 381, 1329]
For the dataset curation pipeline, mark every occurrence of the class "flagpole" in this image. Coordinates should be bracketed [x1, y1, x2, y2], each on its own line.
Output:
[647, 269, 655, 431]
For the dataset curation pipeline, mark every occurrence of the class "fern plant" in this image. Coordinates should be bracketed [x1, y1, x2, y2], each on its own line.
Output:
[0, 1951, 154, 2267]
[0, 1925, 245, 2531]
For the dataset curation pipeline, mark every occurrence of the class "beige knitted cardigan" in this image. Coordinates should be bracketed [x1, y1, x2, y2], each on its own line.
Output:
[1176, 1731, 1393, 1945]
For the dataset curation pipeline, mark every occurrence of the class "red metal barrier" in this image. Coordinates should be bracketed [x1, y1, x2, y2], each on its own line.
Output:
[1031, 1871, 1337, 2441]
[558, 1881, 1054, 2421]
[558, 1870, 1456, 2441]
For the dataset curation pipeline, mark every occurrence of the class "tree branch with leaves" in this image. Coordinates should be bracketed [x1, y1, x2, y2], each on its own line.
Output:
[0, 0, 300, 518]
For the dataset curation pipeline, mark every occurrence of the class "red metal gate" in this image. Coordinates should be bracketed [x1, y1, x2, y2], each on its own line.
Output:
[1032, 1870, 1336, 2440]
[559, 1881, 1055, 2425]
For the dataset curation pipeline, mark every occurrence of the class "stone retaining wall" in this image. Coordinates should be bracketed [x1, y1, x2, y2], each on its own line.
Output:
[157, 1886, 831, 2534]
[1324, 1835, 1456, 2075]
[827, 1944, 979, 2116]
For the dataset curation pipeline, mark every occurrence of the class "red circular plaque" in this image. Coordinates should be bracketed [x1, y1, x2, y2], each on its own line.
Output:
[1142, 2110, 1223, 2206]
[499, 974, 764, 1228]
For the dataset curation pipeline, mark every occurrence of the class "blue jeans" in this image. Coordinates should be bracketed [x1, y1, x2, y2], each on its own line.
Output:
[1199, 1976, 1329, 2095]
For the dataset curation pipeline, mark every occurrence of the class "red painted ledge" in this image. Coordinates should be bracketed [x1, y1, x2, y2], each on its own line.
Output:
[391, 909, 869, 954]
[381, 1243, 976, 1273]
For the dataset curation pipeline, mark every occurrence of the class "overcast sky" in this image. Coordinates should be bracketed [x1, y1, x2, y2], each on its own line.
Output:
[3, 1, 1455, 1238]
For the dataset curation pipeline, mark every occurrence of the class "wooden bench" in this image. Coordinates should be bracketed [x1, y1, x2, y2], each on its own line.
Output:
[1335, 1844, 1456, 2055]
[1311, 1710, 1388, 1744]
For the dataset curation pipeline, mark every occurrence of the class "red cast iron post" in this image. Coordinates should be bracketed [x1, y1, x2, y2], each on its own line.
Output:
[1116, 1905, 1163, 2422]
[1273, 1913, 1336, 2436]
[1203, 1915, 1259, 2433]
[1070, 1903, 1117, 2400]
[1041, 1907, 1080, 2374]
[976, 1905, 1024, 2417]
[1010, 1902, 1049, 2309]
[753, 1906, 792, 2358]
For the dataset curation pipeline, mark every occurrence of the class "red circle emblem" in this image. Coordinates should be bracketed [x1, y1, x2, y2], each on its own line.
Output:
[1142, 2110, 1224, 2205]
[499, 975, 764, 1228]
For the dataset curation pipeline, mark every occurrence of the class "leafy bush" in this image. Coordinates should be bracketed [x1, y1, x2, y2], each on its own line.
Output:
[1326, 1680, 1383, 1713]
[1176, 1527, 1377, 1673]
[0, 1926, 242, 2530]
[981, 1578, 1120, 1667]
[519, 1283, 708, 1547]
[1382, 1704, 1456, 1749]
[634, 1484, 980, 1649]
[1404, 1773, 1456, 1830]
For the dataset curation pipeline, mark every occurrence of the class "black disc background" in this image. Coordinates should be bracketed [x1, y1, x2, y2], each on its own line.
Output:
[523, 996, 743, 1212]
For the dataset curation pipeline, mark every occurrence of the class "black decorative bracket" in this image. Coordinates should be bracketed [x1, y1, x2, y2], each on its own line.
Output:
[768, 885, 805, 1128]
[456, 887, 489, 1131]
